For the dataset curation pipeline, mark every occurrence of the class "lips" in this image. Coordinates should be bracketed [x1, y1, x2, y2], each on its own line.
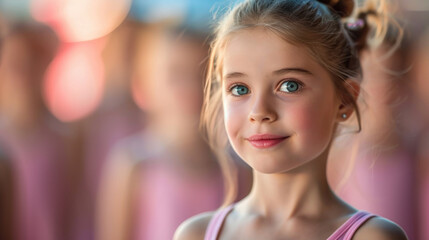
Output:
[246, 134, 288, 149]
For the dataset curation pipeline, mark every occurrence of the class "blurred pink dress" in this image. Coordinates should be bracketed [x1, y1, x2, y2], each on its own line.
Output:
[73, 103, 142, 240]
[0, 124, 68, 240]
[115, 131, 224, 240]
[417, 127, 429, 240]
[134, 159, 223, 240]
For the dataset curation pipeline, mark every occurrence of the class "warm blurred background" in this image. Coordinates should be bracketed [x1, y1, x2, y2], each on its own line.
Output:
[0, 0, 427, 240]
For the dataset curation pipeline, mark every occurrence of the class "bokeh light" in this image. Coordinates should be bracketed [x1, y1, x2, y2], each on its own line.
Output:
[43, 41, 105, 122]
[31, 0, 131, 42]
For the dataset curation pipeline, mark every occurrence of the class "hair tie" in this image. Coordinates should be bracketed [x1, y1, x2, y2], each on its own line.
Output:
[346, 18, 365, 31]
[345, 17, 369, 51]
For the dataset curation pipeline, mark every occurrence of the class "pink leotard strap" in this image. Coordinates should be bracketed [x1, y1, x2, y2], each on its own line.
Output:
[204, 204, 234, 240]
[327, 211, 376, 240]
[204, 207, 375, 240]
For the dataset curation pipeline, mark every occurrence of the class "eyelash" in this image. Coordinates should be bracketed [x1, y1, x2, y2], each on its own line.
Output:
[227, 82, 250, 97]
[226, 79, 305, 96]
[277, 79, 304, 93]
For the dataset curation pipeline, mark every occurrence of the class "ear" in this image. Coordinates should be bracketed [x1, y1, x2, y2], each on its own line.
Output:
[337, 79, 360, 121]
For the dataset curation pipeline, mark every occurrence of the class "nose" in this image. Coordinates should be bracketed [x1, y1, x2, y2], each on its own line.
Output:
[248, 95, 277, 123]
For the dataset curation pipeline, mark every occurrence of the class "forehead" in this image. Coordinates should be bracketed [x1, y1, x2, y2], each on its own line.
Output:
[222, 28, 328, 79]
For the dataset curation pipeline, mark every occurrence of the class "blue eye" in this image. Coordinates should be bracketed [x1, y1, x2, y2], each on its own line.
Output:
[279, 81, 301, 93]
[231, 85, 249, 96]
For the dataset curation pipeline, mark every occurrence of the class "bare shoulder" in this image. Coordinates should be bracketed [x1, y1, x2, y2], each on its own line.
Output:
[173, 211, 216, 240]
[354, 216, 408, 240]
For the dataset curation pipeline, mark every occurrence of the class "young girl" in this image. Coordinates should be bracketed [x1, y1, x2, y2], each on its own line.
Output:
[0, 21, 70, 240]
[175, 0, 408, 239]
[328, 4, 417, 238]
[410, 27, 429, 240]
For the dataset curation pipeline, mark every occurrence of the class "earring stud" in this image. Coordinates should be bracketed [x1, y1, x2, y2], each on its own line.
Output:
[342, 113, 347, 119]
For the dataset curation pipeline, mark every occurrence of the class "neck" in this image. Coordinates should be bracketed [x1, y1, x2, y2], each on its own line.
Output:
[144, 117, 218, 173]
[146, 116, 201, 149]
[243, 149, 338, 221]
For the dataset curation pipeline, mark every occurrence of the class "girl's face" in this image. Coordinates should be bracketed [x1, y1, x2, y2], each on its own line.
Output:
[0, 37, 40, 122]
[136, 34, 206, 123]
[222, 28, 343, 174]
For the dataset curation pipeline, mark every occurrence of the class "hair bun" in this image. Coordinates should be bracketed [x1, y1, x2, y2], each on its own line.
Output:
[317, 0, 355, 18]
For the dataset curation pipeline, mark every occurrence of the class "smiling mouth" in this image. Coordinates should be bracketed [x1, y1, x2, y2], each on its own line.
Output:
[246, 134, 289, 149]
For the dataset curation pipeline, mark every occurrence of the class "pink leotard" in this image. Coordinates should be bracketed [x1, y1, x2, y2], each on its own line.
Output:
[204, 205, 376, 240]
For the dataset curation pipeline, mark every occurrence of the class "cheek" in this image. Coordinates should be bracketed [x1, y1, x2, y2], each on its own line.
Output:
[173, 80, 204, 114]
[289, 96, 337, 147]
[223, 99, 247, 143]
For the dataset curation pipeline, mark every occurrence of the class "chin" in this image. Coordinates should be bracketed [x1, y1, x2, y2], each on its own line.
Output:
[245, 156, 299, 174]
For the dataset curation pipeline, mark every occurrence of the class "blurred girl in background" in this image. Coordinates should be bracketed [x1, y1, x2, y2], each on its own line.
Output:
[0, 21, 70, 240]
[408, 27, 429, 240]
[97, 22, 251, 240]
[0, 16, 15, 240]
[328, 1, 418, 238]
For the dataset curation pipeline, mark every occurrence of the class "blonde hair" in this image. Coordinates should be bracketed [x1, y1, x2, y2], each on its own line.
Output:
[201, 0, 401, 206]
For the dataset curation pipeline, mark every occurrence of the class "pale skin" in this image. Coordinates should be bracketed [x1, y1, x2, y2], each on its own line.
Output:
[174, 28, 407, 239]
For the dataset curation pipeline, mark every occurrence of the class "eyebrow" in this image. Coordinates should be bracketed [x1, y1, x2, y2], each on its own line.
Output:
[273, 67, 313, 76]
[224, 67, 313, 80]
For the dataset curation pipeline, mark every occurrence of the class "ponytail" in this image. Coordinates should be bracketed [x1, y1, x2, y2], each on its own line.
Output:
[346, 0, 404, 56]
